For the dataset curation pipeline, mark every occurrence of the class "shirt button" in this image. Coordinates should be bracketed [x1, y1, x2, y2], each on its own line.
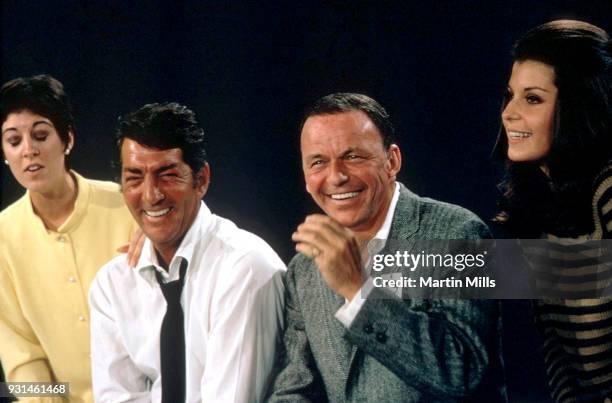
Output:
[57, 235, 66, 242]
[68, 276, 76, 283]
[78, 315, 86, 322]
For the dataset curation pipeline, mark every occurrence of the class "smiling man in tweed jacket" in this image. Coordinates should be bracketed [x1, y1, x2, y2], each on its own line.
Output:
[268, 93, 507, 402]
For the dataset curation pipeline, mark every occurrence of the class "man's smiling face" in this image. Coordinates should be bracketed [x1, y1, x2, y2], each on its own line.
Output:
[121, 138, 208, 262]
[300, 110, 400, 237]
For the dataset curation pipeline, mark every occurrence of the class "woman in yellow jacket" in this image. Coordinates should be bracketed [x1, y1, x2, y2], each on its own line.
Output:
[0, 75, 135, 402]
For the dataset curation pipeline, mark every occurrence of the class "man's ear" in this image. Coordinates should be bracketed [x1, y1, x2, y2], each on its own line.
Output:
[385, 144, 402, 180]
[194, 163, 211, 198]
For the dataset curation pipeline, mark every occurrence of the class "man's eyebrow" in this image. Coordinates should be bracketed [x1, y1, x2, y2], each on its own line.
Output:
[123, 167, 143, 175]
[340, 147, 357, 157]
[123, 163, 179, 175]
[305, 148, 361, 161]
[305, 153, 324, 161]
[155, 163, 178, 173]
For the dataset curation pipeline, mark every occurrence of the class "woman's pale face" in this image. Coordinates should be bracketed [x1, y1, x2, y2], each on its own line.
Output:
[1, 110, 73, 194]
[502, 60, 558, 166]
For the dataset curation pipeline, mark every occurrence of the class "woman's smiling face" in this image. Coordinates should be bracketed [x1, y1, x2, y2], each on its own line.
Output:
[502, 60, 558, 168]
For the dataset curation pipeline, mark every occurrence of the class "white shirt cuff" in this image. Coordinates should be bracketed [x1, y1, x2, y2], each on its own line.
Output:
[334, 277, 374, 328]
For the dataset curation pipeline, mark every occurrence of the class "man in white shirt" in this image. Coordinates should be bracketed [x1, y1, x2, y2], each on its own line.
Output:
[268, 93, 506, 402]
[89, 102, 285, 402]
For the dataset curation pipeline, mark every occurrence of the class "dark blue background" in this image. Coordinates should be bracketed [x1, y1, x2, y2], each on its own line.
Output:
[2, 1, 611, 401]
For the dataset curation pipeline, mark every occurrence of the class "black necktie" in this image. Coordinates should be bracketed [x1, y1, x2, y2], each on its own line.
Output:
[155, 259, 187, 403]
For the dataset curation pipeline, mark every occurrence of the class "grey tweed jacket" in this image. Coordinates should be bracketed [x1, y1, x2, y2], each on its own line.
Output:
[268, 183, 507, 402]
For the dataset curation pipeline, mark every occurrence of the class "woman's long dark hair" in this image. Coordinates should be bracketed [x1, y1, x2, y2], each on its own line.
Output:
[494, 20, 612, 237]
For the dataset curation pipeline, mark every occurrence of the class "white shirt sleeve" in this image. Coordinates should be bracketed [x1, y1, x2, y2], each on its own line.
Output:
[201, 252, 285, 402]
[334, 277, 375, 328]
[89, 267, 152, 403]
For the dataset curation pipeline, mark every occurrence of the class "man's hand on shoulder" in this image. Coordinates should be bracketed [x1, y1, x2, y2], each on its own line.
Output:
[292, 214, 365, 300]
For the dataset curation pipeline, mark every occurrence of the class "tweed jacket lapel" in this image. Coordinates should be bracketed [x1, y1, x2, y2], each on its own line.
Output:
[346, 183, 421, 377]
[316, 268, 354, 380]
[295, 259, 353, 396]
[387, 183, 420, 242]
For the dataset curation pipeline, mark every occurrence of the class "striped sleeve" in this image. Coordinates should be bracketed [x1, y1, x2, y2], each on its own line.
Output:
[534, 168, 612, 402]
[593, 170, 612, 239]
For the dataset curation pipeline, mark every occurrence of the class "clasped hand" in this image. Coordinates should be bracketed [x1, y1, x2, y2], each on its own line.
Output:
[292, 214, 366, 300]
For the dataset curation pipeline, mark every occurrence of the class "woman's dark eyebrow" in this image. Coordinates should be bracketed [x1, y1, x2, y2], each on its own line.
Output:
[524, 86, 550, 92]
[2, 120, 54, 135]
[32, 120, 54, 129]
[1, 127, 18, 135]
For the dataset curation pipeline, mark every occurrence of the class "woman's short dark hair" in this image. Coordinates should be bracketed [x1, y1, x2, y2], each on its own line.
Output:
[115, 102, 207, 177]
[493, 20, 612, 237]
[303, 93, 396, 149]
[0, 74, 75, 151]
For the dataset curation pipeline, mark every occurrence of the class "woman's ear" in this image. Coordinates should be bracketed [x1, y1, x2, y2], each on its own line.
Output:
[65, 130, 75, 154]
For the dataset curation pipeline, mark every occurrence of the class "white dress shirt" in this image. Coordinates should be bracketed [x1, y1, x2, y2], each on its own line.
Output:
[89, 202, 286, 402]
[335, 182, 400, 327]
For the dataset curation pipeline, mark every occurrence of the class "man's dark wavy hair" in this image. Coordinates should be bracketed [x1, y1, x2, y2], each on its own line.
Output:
[493, 20, 612, 237]
[115, 102, 207, 178]
[303, 92, 396, 149]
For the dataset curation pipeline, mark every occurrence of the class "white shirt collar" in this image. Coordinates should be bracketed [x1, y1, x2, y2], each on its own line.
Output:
[136, 201, 212, 282]
[373, 182, 400, 241]
[367, 182, 400, 255]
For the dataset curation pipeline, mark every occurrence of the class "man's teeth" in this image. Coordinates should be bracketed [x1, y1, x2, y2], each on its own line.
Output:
[508, 131, 532, 139]
[331, 191, 360, 200]
[144, 208, 171, 217]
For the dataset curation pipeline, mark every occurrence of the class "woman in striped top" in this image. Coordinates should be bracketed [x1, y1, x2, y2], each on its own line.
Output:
[493, 20, 612, 402]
